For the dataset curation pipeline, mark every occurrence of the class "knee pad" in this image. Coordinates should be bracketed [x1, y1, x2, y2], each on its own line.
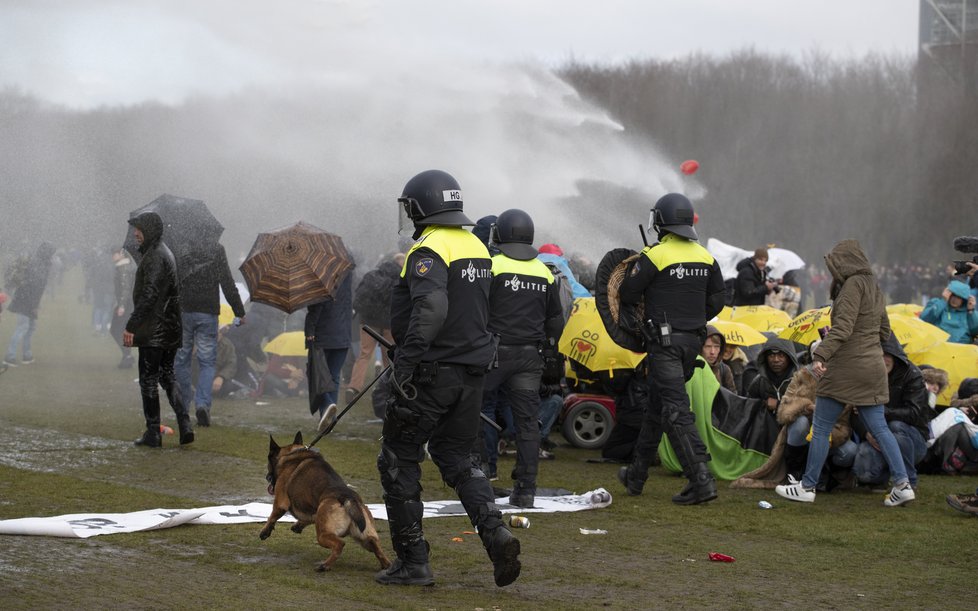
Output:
[377, 444, 423, 499]
[443, 456, 485, 491]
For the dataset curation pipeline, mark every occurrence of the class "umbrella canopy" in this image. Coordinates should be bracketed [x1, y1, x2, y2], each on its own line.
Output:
[717, 305, 792, 333]
[263, 331, 308, 357]
[239, 221, 354, 314]
[709, 319, 768, 347]
[559, 297, 645, 372]
[888, 313, 950, 355]
[124, 194, 224, 263]
[886, 303, 923, 318]
[907, 342, 978, 405]
[777, 306, 833, 346]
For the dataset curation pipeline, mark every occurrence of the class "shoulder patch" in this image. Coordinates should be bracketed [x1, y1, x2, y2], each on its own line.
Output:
[414, 257, 433, 276]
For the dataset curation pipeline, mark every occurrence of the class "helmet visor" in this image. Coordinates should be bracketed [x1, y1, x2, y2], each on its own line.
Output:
[397, 198, 416, 236]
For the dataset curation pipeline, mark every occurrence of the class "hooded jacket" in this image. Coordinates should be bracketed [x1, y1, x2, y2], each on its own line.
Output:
[812, 239, 890, 405]
[871, 335, 933, 436]
[919, 280, 978, 344]
[704, 325, 736, 393]
[125, 212, 183, 348]
[746, 337, 800, 403]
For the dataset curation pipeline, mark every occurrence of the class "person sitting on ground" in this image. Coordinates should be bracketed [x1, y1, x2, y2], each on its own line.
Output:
[702, 325, 736, 393]
[922, 377, 978, 475]
[746, 337, 799, 420]
[852, 336, 933, 490]
[734, 247, 778, 306]
[919, 280, 978, 344]
[721, 342, 750, 394]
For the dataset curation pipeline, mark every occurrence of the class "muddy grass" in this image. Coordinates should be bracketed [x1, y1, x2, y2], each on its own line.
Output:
[1, 270, 976, 610]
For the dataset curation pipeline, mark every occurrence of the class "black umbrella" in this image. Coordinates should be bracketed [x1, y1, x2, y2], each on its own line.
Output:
[123, 194, 224, 264]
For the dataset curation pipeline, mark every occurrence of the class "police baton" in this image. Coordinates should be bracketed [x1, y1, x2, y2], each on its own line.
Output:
[361, 324, 502, 432]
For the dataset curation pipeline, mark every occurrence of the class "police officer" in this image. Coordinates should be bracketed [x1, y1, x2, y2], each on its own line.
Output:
[376, 170, 521, 587]
[617, 193, 726, 505]
[481, 209, 565, 508]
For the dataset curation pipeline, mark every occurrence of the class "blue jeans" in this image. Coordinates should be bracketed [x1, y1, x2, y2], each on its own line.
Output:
[802, 396, 909, 489]
[853, 420, 927, 487]
[786, 415, 857, 467]
[174, 312, 218, 412]
[539, 393, 562, 438]
[5, 314, 36, 361]
[314, 347, 348, 415]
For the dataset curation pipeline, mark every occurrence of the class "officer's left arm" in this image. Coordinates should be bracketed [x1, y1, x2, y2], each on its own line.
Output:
[705, 261, 726, 320]
[397, 248, 449, 375]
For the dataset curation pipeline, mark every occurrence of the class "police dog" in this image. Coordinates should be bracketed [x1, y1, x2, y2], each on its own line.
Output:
[260, 431, 391, 572]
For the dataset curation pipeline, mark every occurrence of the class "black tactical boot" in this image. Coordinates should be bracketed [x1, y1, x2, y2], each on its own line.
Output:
[617, 457, 650, 496]
[671, 462, 717, 505]
[509, 481, 535, 508]
[375, 540, 433, 586]
[480, 525, 521, 587]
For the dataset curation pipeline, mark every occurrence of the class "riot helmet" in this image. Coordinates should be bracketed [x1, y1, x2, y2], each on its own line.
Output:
[397, 170, 474, 229]
[648, 192, 698, 241]
[490, 208, 537, 260]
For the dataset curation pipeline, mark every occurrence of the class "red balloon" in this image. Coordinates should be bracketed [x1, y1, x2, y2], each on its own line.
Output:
[680, 159, 699, 175]
[693, 212, 700, 225]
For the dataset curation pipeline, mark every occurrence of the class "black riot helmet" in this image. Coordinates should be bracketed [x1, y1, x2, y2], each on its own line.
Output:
[490, 208, 537, 260]
[649, 192, 698, 241]
[397, 169, 474, 228]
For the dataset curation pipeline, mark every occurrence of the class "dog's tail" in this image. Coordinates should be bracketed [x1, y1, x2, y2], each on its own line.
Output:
[342, 494, 368, 533]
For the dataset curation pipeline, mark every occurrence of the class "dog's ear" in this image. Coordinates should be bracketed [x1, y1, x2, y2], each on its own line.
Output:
[269, 434, 279, 452]
[293, 431, 303, 446]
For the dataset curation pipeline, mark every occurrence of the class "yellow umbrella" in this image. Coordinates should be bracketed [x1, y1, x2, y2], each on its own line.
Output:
[907, 342, 978, 405]
[887, 303, 923, 318]
[717, 305, 792, 333]
[709, 319, 768, 347]
[888, 313, 949, 355]
[778, 306, 833, 346]
[218, 303, 235, 327]
[559, 297, 646, 373]
[263, 331, 308, 357]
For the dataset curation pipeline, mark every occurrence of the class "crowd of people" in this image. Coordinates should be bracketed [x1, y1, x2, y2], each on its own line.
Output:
[2, 175, 977, 586]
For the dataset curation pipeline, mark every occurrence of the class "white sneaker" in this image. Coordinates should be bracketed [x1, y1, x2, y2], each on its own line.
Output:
[775, 482, 816, 503]
[883, 483, 915, 507]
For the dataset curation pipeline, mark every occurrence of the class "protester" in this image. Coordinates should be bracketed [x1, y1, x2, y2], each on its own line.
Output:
[174, 242, 246, 427]
[852, 336, 933, 490]
[702, 326, 736, 393]
[478, 209, 565, 508]
[776, 239, 914, 506]
[376, 169, 520, 587]
[919, 279, 978, 344]
[721, 342, 750, 394]
[123, 212, 194, 447]
[922, 377, 978, 475]
[305, 271, 353, 418]
[4, 242, 56, 367]
[348, 253, 402, 401]
[192, 323, 238, 400]
[746, 337, 799, 418]
[536, 243, 591, 299]
[734, 247, 778, 306]
[617, 193, 726, 505]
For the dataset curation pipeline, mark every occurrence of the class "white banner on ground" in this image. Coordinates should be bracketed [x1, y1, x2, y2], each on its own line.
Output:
[0, 489, 611, 539]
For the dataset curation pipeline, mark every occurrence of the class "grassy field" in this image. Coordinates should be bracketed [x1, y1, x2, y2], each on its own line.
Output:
[1, 268, 976, 610]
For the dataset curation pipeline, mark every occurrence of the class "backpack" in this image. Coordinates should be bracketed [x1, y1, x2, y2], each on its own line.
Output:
[544, 262, 573, 323]
[353, 268, 395, 325]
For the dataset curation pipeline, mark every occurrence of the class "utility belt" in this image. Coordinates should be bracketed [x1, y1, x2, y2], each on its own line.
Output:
[641, 320, 706, 348]
[412, 361, 487, 385]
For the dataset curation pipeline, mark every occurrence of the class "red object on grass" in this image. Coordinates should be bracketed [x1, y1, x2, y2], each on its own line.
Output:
[708, 552, 735, 562]
[0, 292, 8, 305]
[680, 159, 700, 175]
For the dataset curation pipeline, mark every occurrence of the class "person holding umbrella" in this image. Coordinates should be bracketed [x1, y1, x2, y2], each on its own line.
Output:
[376, 169, 521, 588]
[304, 270, 353, 418]
[123, 212, 194, 448]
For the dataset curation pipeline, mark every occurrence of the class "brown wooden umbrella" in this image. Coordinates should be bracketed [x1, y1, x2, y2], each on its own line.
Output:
[239, 221, 353, 314]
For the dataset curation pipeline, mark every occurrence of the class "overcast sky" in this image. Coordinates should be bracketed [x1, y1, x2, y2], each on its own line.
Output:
[0, 0, 920, 108]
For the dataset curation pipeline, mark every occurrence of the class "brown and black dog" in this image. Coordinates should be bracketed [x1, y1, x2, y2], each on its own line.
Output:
[260, 431, 391, 572]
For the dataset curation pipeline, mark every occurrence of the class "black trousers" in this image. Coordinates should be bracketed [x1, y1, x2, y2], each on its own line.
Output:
[379, 363, 499, 528]
[137, 346, 189, 428]
[632, 332, 709, 470]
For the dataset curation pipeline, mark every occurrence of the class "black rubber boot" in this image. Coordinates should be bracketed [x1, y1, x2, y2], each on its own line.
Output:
[375, 498, 434, 586]
[135, 393, 162, 448]
[480, 525, 522, 587]
[617, 457, 650, 496]
[177, 414, 195, 445]
[671, 461, 717, 505]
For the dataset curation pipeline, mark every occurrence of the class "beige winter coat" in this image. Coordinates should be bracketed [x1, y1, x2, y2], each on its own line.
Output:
[812, 240, 890, 406]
